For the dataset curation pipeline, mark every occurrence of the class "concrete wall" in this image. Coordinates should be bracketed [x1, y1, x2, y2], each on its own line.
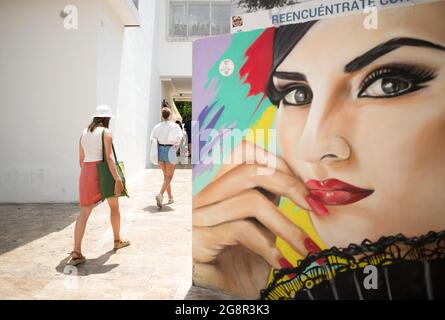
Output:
[161, 80, 176, 113]
[0, 0, 160, 202]
[157, 0, 229, 77]
[112, 0, 161, 173]
[0, 0, 99, 202]
[157, 0, 192, 77]
[146, 1, 162, 169]
[97, 0, 124, 114]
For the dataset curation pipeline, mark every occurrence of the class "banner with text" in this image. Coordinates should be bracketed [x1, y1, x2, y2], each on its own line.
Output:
[231, 0, 441, 32]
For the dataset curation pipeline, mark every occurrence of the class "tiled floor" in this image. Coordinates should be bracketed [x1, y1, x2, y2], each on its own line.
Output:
[0, 169, 195, 299]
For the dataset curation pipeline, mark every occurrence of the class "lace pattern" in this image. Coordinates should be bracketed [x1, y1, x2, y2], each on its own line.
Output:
[260, 231, 445, 300]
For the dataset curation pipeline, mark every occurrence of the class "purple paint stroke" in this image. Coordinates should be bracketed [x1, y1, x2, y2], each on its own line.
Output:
[192, 35, 233, 179]
[200, 123, 234, 157]
[194, 122, 237, 179]
[192, 35, 231, 119]
[199, 104, 224, 158]
[192, 102, 226, 179]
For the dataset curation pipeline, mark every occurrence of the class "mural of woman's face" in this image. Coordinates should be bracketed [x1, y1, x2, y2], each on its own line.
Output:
[274, 2, 445, 247]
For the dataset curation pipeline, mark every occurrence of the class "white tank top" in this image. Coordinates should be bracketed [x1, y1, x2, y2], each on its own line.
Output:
[81, 127, 106, 162]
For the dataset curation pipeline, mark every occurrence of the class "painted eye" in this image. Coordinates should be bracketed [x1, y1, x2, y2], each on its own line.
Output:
[358, 64, 437, 99]
[360, 77, 411, 98]
[283, 85, 313, 106]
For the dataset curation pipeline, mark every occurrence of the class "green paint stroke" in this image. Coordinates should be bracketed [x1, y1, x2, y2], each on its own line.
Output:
[193, 29, 273, 195]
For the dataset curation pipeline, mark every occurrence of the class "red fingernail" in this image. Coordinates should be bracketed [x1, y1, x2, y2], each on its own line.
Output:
[304, 238, 321, 254]
[304, 238, 326, 265]
[279, 258, 296, 279]
[305, 195, 329, 216]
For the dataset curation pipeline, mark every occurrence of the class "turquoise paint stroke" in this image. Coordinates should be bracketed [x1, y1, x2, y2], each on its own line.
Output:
[193, 29, 274, 195]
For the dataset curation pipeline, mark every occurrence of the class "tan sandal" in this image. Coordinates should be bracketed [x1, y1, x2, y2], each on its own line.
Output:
[114, 239, 131, 250]
[155, 194, 163, 208]
[66, 251, 86, 266]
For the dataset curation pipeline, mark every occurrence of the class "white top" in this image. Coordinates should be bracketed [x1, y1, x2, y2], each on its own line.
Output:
[150, 121, 183, 145]
[81, 127, 107, 162]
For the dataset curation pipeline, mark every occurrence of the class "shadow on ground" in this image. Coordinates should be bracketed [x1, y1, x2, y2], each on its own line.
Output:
[0, 203, 79, 255]
[143, 205, 174, 213]
[56, 250, 119, 276]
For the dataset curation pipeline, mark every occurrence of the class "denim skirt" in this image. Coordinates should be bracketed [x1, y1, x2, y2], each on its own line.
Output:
[158, 145, 177, 164]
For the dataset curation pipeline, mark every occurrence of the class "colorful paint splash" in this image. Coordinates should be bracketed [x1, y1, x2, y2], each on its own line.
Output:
[193, 28, 326, 298]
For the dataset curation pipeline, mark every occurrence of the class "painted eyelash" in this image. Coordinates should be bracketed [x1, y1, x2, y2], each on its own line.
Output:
[358, 64, 437, 96]
[274, 83, 311, 105]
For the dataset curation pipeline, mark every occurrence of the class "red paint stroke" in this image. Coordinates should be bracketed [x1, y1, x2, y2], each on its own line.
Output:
[239, 27, 275, 113]
[279, 258, 297, 280]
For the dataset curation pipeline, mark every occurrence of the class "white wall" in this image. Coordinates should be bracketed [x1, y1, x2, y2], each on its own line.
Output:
[0, 0, 99, 202]
[161, 80, 176, 112]
[97, 0, 124, 114]
[113, 0, 161, 173]
[157, 0, 192, 77]
[0, 0, 161, 202]
[146, 0, 162, 168]
[157, 0, 230, 77]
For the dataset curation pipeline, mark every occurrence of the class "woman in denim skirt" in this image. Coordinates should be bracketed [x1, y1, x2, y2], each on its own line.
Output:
[150, 107, 183, 208]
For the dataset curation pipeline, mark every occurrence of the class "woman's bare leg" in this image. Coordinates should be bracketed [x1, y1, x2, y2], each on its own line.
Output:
[73, 205, 94, 254]
[159, 161, 166, 195]
[160, 163, 176, 198]
[107, 197, 121, 241]
[159, 161, 171, 197]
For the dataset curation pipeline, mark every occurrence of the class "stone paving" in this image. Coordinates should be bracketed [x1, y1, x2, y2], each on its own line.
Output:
[0, 169, 195, 300]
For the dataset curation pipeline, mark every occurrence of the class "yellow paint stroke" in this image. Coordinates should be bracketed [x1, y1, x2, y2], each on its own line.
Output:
[245, 105, 276, 150]
[244, 106, 329, 290]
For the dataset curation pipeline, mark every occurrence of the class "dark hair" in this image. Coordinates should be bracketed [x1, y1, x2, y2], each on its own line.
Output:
[88, 117, 110, 132]
[266, 21, 318, 106]
[175, 120, 183, 130]
[161, 107, 171, 120]
[162, 99, 170, 108]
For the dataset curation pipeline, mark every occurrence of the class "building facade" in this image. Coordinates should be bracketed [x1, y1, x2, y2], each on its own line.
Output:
[0, 0, 230, 203]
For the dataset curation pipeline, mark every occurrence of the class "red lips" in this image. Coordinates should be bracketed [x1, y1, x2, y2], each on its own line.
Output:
[306, 179, 374, 206]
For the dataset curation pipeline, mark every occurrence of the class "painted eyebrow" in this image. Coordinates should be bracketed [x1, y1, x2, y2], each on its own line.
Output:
[272, 71, 307, 82]
[345, 37, 445, 73]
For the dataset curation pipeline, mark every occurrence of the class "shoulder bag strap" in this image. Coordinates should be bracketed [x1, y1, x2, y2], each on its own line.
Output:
[101, 128, 119, 163]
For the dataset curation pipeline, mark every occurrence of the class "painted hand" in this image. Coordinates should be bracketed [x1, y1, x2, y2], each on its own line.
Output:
[192, 141, 312, 299]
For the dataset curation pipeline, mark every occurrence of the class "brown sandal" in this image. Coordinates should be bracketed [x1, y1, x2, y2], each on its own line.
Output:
[66, 251, 86, 266]
[114, 239, 131, 250]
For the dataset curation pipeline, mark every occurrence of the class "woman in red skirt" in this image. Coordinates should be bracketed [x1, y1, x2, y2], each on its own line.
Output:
[67, 105, 130, 266]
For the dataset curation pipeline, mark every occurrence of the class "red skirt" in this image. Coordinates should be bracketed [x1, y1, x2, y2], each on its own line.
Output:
[79, 161, 102, 207]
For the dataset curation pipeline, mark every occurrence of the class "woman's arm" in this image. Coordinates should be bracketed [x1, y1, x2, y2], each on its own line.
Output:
[150, 124, 158, 142]
[174, 126, 184, 146]
[79, 136, 85, 168]
[103, 130, 124, 195]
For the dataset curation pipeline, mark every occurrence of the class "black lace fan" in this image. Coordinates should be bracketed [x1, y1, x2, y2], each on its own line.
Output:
[261, 231, 445, 300]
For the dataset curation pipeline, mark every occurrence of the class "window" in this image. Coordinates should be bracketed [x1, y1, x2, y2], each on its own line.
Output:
[170, 2, 187, 37]
[211, 2, 230, 35]
[189, 2, 210, 37]
[168, 1, 230, 41]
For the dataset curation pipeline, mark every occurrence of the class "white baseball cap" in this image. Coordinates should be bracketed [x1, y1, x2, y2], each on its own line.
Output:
[92, 105, 114, 118]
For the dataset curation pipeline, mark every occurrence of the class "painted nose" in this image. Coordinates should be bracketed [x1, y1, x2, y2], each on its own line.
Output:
[300, 134, 351, 164]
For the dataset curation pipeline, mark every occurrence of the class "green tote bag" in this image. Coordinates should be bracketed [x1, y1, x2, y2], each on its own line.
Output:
[96, 130, 129, 200]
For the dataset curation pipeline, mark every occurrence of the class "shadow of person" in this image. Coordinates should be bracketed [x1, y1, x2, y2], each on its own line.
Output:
[56, 250, 119, 276]
[143, 205, 174, 213]
[0, 203, 80, 256]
